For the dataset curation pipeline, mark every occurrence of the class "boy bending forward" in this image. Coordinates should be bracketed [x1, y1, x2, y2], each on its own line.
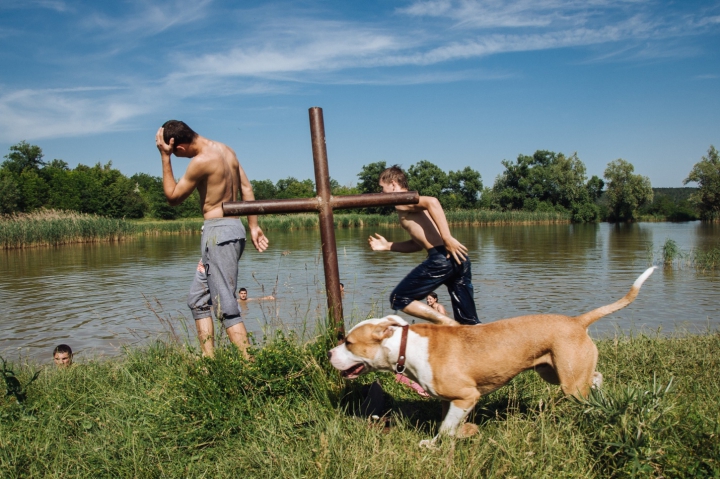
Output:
[368, 166, 480, 326]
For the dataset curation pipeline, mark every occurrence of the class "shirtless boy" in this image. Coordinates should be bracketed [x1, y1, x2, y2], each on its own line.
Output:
[368, 165, 479, 325]
[237, 287, 274, 301]
[426, 292, 448, 316]
[156, 120, 269, 358]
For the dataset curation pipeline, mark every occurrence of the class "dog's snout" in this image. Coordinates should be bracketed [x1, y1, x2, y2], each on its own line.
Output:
[327, 351, 332, 361]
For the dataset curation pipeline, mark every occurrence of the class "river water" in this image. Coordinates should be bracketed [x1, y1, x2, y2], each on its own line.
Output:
[1, 222, 718, 363]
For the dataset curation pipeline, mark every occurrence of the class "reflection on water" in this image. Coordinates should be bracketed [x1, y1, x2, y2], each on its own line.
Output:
[1, 222, 718, 362]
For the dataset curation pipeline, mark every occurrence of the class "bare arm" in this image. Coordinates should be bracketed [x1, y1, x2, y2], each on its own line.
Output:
[417, 195, 468, 263]
[368, 233, 424, 253]
[238, 162, 269, 253]
[156, 127, 198, 205]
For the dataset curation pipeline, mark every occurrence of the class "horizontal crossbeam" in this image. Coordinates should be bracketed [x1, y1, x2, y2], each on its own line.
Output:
[222, 191, 419, 216]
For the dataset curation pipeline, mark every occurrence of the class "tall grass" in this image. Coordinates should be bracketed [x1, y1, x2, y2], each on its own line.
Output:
[1, 325, 719, 478]
[2, 210, 571, 249]
[0, 210, 135, 249]
[253, 209, 571, 231]
[647, 239, 720, 271]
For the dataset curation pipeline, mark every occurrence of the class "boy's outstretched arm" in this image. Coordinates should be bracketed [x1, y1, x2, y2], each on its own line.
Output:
[368, 233, 423, 253]
[418, 196, 468, 264]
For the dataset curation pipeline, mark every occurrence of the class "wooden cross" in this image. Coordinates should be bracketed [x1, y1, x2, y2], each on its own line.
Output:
[223, 107, 418, 340]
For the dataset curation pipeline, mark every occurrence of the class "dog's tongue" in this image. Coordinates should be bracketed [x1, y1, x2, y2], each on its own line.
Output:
[342, 364, 365, 378]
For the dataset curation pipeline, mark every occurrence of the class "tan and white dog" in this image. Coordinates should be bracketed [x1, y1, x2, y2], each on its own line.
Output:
[328, 267, 656, 447]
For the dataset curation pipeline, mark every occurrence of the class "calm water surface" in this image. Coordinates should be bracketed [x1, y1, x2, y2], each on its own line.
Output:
[1, 222, 718, 363]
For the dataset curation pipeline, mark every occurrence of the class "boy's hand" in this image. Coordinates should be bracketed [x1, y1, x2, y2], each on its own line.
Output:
[155, 127, 174, 158]
[250, 226, 269, 252]
[368, 233, 390, 251]
[444, 236, 468, 264]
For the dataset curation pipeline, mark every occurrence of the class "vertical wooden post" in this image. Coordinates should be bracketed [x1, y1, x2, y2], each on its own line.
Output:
[309, 107, 345, 340]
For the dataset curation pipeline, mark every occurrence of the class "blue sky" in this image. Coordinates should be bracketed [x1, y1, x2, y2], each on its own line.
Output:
[1, 0, 718, 188]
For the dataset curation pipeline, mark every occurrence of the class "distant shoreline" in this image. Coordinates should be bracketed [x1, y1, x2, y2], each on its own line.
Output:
[1, 209, 572, 249]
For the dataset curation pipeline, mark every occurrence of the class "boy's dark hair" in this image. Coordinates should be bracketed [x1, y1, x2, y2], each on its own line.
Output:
[428, 292, 438, 300]
[239, 287, 247, 293]
[378, 165, 408, 189]
[53, 344, 72, 356]
[162, 120, 198, 146]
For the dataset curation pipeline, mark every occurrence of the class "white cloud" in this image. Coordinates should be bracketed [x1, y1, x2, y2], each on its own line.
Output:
[0, 0, 71, 12]
[0, 87, 154, 141]
[1, 0, 717, 141]
[83, 0, 212, 38]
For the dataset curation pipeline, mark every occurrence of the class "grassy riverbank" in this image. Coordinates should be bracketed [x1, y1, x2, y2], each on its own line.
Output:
[2, 328, 718, 478]
[1, 209, 570, 249]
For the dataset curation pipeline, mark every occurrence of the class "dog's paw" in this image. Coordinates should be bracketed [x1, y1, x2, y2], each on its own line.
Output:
[457, 423, 479, 438]
[419, 439, 439, 450]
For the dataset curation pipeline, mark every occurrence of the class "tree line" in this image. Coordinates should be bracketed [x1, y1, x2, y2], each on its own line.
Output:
[1, 141, 718, 222]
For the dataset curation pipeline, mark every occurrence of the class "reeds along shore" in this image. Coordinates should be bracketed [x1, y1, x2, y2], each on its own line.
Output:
[0, 209, 571, 249]
[1, 328, 719, 478]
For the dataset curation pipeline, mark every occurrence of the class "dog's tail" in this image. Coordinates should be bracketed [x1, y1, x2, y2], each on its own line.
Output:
[576, 266, 656, 329]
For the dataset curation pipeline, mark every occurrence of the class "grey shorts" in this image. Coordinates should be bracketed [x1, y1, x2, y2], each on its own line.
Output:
[187, 218, 246, 329]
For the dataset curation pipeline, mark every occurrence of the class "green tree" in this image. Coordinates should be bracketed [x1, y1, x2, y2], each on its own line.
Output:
[131, 173, 180, 219]
[275, 177, 315, 199]
[603, 159, 653, 222]
[684, 145, 720, 221]
[250, 179, 278, 200]
[330, 178, 359, 196]
[408, 160, 448, 199]
[0, 170, 20, 214]
[42, 160, 82, 211]
[491, 150, 599, 221]
[356, 161, 387, 195]
[447, 166, 483, 209]
[18, 169, 48, 211]
[355, 161, 390, 214]
[586, 175, 605, 201]
[2, 141, 45, 176]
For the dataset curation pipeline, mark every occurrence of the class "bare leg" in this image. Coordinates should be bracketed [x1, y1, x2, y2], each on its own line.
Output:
[226, 322, 250, 359]
[402, 300, 458, 325]
[195, 317, 215, 358]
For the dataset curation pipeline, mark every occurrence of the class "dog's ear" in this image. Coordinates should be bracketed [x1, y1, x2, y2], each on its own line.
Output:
[371, 321, 397, 342]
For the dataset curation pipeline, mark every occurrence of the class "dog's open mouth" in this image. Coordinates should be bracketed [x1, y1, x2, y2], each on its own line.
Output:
[341, 363, 365, 379]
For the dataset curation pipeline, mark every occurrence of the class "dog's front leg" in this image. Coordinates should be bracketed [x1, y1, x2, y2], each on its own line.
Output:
[419, 399, 476, 449]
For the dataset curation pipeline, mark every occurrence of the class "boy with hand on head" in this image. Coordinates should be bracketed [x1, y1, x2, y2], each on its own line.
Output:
[156, 120, 269, 359]
[368, 165, 480, 326]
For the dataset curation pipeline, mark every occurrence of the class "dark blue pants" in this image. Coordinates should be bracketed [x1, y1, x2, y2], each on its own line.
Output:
[390, 246, 480, 325]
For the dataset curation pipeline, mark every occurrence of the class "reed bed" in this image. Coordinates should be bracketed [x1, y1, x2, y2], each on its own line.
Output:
[132, 219, 204, 235]
[252, 210, 571, 231]
[1, 209, 571, 249]
[444, 209, 571, 225]
[1, 324, 719, 478]
[0, 210, 135, 249]
[648, 238, 720, 271]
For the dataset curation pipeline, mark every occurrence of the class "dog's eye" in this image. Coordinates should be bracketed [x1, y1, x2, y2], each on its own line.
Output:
[345, 340, 352, 346]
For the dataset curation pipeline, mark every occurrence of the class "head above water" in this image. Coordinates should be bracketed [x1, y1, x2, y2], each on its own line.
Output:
[378, 165, 408, 190]
[53, 344, 73, 368]
[238, 287, 248, 300]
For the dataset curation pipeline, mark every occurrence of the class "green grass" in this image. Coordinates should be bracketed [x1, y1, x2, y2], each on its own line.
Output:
[2, 209, 571, 249]
[2, 326, 719, 478]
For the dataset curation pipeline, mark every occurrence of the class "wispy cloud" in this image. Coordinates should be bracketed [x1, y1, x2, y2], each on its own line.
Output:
[1, 0, 718, 141]
[83, 0, 212, 38]
[0, 86, 154, 141]
[0, 0, 71, 12]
